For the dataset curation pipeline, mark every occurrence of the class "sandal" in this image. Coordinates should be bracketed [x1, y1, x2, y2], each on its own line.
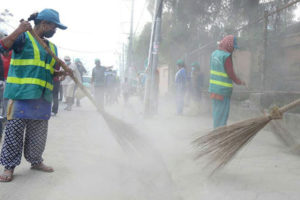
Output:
[0, 169, 14, 182]
[31, 163, 54, 173]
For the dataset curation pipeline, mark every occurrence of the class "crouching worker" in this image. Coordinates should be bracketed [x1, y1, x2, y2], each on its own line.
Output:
[0, 9, 68, 182]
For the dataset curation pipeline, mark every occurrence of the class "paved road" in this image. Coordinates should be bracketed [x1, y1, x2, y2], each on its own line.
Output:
[1, 97, 300, 200]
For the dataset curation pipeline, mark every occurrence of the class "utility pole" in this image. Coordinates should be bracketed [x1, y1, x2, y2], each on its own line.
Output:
[126, 0, 135, 79]
[262, 10, 269, 91]
[122, 43, 126, 80]
[144, 0, 163, 115]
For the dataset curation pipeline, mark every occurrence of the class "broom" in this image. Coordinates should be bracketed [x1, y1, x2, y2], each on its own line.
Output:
[27, 27, 141, 148]
[193, 98, 300, 174]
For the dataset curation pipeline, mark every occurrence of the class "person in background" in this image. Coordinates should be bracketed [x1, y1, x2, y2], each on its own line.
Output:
[51, 63, 62, 116]
[0, 50, 12, 115]
[74, 58, 86, 107]
[0, 8, 69, 182]
[175, 59, 187, 115]
[75, 58, 87, 80]
[0, 49, 4, 141]
[58, 78, 63, 101]
[63, 56, 81, 111]
[122, 77, 130, 104]
[209, 35, 245, 128]
[61, 56, 73, 108]
[191, 62, 203, 103]
[0, 32, 12, 142]
[105, 68, 116, 105]
[91, 59, 106, 109]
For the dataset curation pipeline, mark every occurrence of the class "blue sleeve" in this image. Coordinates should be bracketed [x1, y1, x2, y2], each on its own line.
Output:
[1, 33, 26, 53]
[12, 33, 26, 53]
[182, 69, 187, 82]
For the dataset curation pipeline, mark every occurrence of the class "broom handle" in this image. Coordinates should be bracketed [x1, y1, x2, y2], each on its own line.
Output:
[28, 29, 103, 113]
[279, 98, 300, 114]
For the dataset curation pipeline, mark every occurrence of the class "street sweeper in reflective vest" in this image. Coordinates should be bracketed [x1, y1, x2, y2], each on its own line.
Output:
[208, 35, 246, 128]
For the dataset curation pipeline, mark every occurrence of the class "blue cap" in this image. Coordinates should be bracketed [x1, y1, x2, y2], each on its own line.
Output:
[36, 9, 67, 30]
[75, 58, 81, 63]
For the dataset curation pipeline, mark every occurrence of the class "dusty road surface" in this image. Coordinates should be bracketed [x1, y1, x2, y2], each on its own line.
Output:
[1, 97, 300, 200]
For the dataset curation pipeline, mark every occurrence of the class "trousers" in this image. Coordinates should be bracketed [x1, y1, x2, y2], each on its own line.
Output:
[0, 119, 48, 169]
[212, 96, 231, 128]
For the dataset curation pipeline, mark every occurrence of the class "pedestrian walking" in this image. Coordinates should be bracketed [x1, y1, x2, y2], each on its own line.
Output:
[175, 59, 187, 115]
[0, 8, 68, 182]
[209, 35, 245, 128]
[91, 59, 106, 109]
[122, 77, 130, 104]
[51, 64, 62, 116]
[74, 58, 86, 107]
[0, 51, 4, 141]
[61, 56, 81, 111]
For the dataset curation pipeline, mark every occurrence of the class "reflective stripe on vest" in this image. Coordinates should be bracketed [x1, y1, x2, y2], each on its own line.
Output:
[46, 43, 56, 73]
[7, 77, 53, 91]
[210, 79, 233, 87]
[10, 32, 55, 74]
[210, 70, 228, 78]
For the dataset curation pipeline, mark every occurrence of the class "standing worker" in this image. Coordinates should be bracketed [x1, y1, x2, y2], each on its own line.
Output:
[91, 59, 106, 109]
[74, 58, 86, 107]
[209, 35, 245, 128]
[62, 56, 81, 111]
[0, 9, 68, 182]
[51, 64, 62, 116]
[61, 56, 72, 103]
[175, 59, 187, 115]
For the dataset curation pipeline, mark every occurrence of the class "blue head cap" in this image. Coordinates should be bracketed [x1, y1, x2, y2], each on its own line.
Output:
[36, 9, 67, 30]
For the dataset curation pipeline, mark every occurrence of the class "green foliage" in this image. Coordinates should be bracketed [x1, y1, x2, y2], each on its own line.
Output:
[132, 0, 298, 68]
[132, 22, 152, 72]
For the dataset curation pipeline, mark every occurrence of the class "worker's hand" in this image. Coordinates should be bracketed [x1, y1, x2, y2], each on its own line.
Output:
[17, 20, 32, 33]
[59, 75, 66, 81]
[64, 67, 74, 77]
[241, 80, 246, 86]
[54, 70, 67, 77]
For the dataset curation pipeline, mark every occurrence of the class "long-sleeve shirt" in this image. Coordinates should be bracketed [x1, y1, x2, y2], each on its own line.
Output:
[224, 55, 241, 85]
[175, 68, 187, 92]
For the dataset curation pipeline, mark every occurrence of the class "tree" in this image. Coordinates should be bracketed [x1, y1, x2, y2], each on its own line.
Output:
[132, 0, 298, 71]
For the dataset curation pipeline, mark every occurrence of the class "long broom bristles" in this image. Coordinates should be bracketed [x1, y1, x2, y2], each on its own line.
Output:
[193, 98, 300, 175]
[193, 116, 271, 174]
[102, 112, 143, 151]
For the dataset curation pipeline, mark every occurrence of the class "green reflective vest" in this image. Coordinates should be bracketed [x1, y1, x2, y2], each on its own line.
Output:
[4, 31, 57, 102]
[208, 49, 233, 96]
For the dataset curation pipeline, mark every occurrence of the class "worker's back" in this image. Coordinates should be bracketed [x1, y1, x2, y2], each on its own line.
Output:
[92, 66, 106, 87]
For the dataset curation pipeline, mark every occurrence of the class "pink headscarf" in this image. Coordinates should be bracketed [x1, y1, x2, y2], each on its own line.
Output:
[218, 35, 234, 53]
